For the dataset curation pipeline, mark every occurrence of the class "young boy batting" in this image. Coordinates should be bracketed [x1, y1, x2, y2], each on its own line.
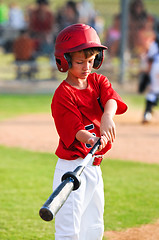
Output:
[51, 24, 127, 240]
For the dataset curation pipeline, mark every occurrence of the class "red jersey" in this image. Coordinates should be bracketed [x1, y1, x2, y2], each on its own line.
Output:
[51, 73, 127, 160]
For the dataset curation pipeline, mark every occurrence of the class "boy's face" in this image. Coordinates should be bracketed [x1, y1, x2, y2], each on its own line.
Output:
[68, 51, 96, 80]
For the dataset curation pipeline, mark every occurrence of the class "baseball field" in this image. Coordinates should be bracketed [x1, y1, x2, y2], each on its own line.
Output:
[0, 93, 159, 240]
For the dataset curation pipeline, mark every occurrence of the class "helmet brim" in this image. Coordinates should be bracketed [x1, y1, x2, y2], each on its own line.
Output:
[64, 42, 107, 54]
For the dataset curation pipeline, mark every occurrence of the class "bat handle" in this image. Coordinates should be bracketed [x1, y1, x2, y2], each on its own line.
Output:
[89, 138, 101, 155]
[61, 139, 101, 190]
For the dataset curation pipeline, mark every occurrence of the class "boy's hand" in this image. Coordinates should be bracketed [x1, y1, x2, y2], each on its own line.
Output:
[100, 99, 117, 144]
[88, 136, 108, 151]
[100, 113, 116, 144]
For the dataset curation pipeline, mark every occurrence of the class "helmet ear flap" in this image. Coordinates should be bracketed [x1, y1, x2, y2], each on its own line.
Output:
[55, 55, 69, 72]
[56, 49, 104, 72]
[64, 53, 72, 69]
[93, 50, 104, 69]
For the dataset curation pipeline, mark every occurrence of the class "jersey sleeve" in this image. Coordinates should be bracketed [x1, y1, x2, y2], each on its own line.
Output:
[51, 87, 85, 148]
[97, 74, 128, 114]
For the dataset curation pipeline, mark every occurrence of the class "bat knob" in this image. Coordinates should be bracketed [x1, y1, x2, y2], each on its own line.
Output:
[39, 206, 53, 221]
[62, 170, 81, 190]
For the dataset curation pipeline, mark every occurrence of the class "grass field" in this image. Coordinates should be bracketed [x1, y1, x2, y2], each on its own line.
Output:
[0, 93, 151, 120]
[0, 94, 53, 120]
[0, 146, 56, 240]
[1, 146, 159, 239]
[1, 92, 159, 120]
[0, 93, 159, 239]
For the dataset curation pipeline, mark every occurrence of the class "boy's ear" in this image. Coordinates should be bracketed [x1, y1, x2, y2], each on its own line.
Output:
[93, 50, 104, 69]
[64, 54, 72, 69]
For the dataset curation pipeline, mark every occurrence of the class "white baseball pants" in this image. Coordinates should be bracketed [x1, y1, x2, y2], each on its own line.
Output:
[53, 157, 105, 240]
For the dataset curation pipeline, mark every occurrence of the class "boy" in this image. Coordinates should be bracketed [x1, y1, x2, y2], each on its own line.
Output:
[51, 24, 127, 240]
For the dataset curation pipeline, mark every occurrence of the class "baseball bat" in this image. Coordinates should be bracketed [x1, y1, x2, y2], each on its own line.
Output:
[39, 138, 101, 221]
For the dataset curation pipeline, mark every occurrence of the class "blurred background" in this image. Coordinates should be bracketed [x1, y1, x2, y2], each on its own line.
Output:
[0, 0, 158, 93]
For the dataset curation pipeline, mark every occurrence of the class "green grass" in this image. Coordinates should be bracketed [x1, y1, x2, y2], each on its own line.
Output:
[122, 93, 159, 112]
[0, 146, 57, 240]
[0, 94, 53, 120]
[2, 92, 159, 120]
[102, 159, 159, 231]
[121, 93, 145, 109]
[1, 146, 159, 239]
[1, 92, 159, 121]
[0, 93, 144, 120]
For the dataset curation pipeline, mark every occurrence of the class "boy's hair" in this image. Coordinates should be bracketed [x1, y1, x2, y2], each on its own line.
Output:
[69, 47, 101, 58]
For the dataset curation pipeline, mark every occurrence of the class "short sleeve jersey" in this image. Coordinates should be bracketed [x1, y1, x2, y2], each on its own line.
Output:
[51, 72, 127, 160]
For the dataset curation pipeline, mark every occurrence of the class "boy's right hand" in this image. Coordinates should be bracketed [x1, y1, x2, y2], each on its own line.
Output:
[88, 136, 108, 152]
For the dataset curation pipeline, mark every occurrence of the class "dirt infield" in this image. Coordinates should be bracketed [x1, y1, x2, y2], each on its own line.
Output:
[105, 220, 159, 240]
[0, 108, 159, 239]
[0, 109, 159, 164]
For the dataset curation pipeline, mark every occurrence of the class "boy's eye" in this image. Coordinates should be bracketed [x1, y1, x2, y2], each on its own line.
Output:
[76, 58, 94, 64]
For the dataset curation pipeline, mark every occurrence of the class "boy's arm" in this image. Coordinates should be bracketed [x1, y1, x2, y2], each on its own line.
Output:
[76, 99, 117, 150]
[76, 99, 117, 151]
[76, 130, 107, 151]
[100, 99, 117, 144]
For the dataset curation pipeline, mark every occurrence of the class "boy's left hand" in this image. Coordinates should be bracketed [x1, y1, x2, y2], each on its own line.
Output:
[100, 113, 116, 144]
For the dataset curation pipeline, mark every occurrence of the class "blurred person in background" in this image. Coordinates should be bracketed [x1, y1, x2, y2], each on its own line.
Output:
[28, 0, 55, 56]
[13, 28, 37, 79]
[141, 33, 159, 123]
[1, 1, 27, 53]
[136, 15, 155, 57]
[51, 1, 79, 79]
[8, 2, 26, 31]
[3, 2, 27, 52]
[55, 1, 79, 33]
[77, 0, 104, 36]
[128, 0, 154, 57]
[77, 0, 96, 27]
[103, 13, 121, 58]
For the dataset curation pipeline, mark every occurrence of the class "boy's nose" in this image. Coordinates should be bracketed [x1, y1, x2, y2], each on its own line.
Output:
[83, 62, 89, 70]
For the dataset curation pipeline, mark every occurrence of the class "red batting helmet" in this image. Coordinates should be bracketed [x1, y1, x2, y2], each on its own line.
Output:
[54, 24, 108, 72]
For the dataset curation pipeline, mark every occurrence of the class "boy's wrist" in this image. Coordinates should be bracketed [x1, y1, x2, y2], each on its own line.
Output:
[102, 112, 113, 119]
[76, 130, 95, 144]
